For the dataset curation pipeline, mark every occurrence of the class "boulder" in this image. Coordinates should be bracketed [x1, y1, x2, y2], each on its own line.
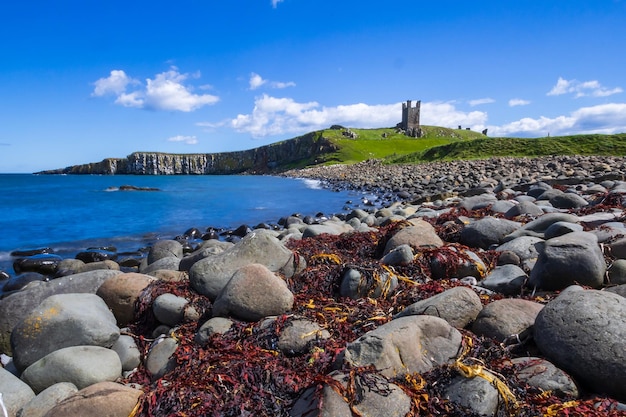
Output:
[0, 269, 121, 355]
[480, 264, 527, 295]
[13, 254, 63, 276]
[20, 346, 122, 393]
[380, 244, 414, 266]
[11, 293, 120, 372]
[153, 293, 189, 326]
[339, 268, 398, 300]
[608, 259, 626, 285]
[443, 372, 500, 416]
[42, 381, 142, 417]
[503, 200, 544, 219]
[146, 337, 178, 380]
[290, 370, 411, 417]
[534, 289, 626, 401]
[549, 192, 589, 209]
[383, 220, 443, 254]
[337, 315, 462, 378]
[429, 247, 487, 280]
[459, 217, 520, 249]
[301, 221, 354, 238]
[494, 236, 543, 263]
[503, 213, 580, 241]
[96, 272, 155, 326]
[1, 272, 47, 293]
[277, 319, 330, 356]
[147, 240, 183, 264]
[511, 357, 579, 398]
[111, 335, 141, 372]
[212, 264, 294, 322]
[394, 286, 482, 328]
[195, 317, 234, 345]
[16, 382, 78, 417]
[472, 298, 543, 342]
[528, 231, 606, 291]
[0, 367, 35, 417]
[458, 193, 497, 211]
[544, 221, 584, 239]
[140, 256, 181, 274]
[189, 229, 305, 300]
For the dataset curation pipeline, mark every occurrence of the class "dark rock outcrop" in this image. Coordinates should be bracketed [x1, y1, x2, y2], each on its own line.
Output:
[36, 132, 338, 175]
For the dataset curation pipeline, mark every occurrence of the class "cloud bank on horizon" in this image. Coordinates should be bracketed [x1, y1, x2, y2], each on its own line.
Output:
[92, 69, 625, 140]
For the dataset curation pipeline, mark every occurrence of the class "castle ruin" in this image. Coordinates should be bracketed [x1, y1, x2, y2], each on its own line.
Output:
[399, 100, 422, 137]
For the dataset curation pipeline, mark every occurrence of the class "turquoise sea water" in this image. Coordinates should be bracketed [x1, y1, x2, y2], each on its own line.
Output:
[0, 174, 361, 275]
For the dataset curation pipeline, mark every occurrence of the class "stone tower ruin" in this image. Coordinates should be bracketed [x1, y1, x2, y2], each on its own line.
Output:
[399, 100, 422, 137]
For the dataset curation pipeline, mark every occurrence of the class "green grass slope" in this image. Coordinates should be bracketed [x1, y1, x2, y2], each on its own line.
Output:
[386, 133, 626, 164]
[310, 126, 485, 165]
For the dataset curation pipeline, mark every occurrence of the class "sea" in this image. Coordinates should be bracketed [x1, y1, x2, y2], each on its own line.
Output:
[0, 174, 369, 277]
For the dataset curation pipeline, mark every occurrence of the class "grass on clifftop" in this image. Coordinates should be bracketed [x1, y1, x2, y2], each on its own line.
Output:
[315, 126, 485, 164]
[385, 133, 626, 163]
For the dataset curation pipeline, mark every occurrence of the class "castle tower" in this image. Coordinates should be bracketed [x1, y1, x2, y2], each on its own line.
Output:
[400, 100, 422, 137]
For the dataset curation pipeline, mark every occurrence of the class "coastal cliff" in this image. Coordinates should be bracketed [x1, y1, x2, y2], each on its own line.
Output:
[37, 132, 338, 175]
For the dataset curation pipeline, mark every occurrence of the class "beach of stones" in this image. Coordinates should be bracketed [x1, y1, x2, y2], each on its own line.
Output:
[2, 154, 626, 416]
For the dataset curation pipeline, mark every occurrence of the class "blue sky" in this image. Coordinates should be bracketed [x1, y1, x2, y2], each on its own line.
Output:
[1, 0, 625, 173]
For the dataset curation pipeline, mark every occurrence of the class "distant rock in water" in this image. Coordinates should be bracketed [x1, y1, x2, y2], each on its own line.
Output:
[119, 185, 160, 192]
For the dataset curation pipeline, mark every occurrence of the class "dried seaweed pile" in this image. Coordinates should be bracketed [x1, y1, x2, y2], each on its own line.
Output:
[123, 218, 625, 416]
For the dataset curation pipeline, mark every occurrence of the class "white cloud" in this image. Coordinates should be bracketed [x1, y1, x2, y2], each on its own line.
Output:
[249, 73, 266, 90]
[488, 103, 626, 137]
[249, 72, 295, 90]
[92, 67, 219, 112]
[167, 135, 198, 145]
[509, 98, 531, 107]
[469, 98, 495, 106]
[547, 77, 623, 98]
[92, 70, 136, 96]
[271, 0, 284, 8]
[223, 95, 487, 138]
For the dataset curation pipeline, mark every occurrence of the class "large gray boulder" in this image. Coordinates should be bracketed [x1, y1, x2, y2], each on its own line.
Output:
[337, 315, 462, 378]
[443, 371, 500, 416]
[11, 293, 120, 372]
[480, 264, 528, 295]
[42, 381, 142, 417]
[96, 272, 155, 327]
[146, 337, 178, 380]
[16, 382, 78, 417]
[290, 370, 412, 417]
[394, 286, 482, 328]
[503, 212, 580, 241]
[459, 216, 520, 249]
[20, 346, 122, 394]
[147, 239, 183, 264]
[511, 357, 579, 398]
[383, 220, 443, 254]
[0, 367, 35, 417]
[212, 263, 294, 322]
[189, 229, 305, 300]
[0, 269, 121, 355]
[472, 298, 543, 342]
[528, 231, 606, 291]
[534, 289, 626, 401]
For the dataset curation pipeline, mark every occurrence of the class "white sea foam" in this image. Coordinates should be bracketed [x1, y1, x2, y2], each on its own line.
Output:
[300, 178, 323, 190]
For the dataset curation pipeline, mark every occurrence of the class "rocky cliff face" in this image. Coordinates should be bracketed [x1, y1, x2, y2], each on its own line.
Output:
[37, 133, 338, 175]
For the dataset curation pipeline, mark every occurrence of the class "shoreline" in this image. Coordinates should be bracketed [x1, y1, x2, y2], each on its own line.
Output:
[4, 154, 626, 284]
[2, 155, 626, 415]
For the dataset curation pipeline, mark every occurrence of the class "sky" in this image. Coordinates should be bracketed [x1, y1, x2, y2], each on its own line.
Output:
[1, 1, 625, 173]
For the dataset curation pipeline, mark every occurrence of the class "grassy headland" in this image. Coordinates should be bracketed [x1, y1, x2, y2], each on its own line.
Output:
[302, 127, 626, 168]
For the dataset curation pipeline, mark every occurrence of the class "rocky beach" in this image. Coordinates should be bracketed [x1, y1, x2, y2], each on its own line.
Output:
[2, 155, 626, 416]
